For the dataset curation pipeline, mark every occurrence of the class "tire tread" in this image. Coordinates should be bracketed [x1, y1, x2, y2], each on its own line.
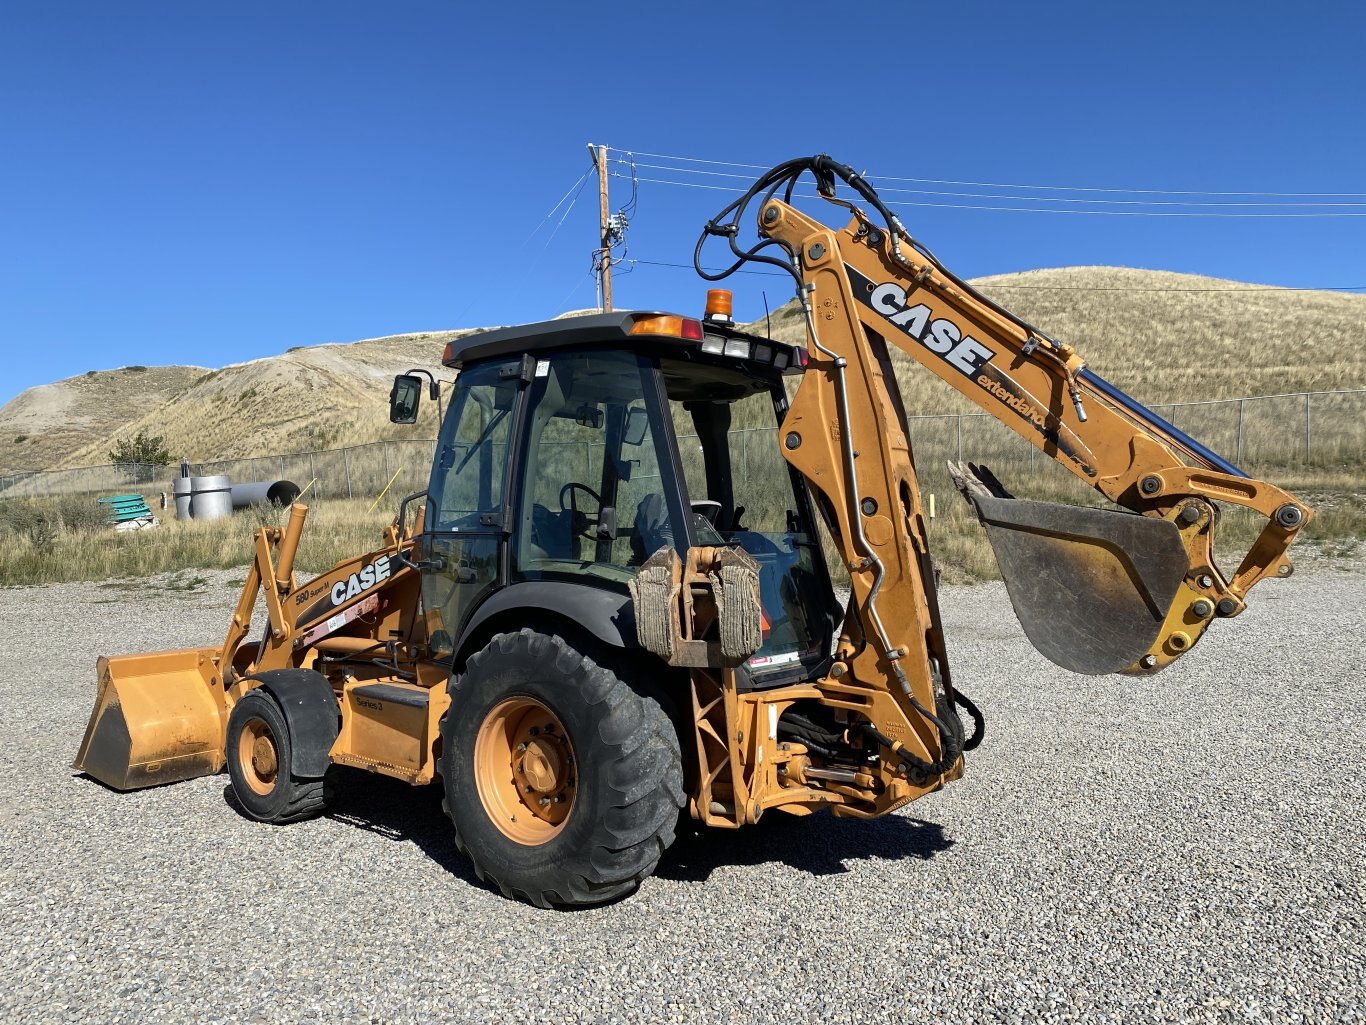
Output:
[440, 627, 683, 907]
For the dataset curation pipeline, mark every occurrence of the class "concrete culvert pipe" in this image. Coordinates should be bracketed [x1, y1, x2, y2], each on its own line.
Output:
[230, 480, 301, 510]
[172, 477, 193, 521]
[188, 475, 233, 521]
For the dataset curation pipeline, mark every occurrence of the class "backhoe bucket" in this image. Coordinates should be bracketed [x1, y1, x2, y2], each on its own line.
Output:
[73, 648, 227, 790]
[965, 495, 1188, 675]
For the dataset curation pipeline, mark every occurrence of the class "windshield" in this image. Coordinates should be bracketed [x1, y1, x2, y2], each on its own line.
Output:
[661, 357, 835, 682]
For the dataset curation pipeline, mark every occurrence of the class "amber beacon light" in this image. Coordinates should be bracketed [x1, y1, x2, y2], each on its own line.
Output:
[705, 289, 734, 323]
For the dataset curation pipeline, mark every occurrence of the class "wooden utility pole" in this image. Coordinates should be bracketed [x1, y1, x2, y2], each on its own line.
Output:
[589, 142, 612, 311]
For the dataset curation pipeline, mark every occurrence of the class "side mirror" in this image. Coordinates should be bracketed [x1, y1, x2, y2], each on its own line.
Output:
[623, 406, 649, 447]
[389, 374, 422, 424]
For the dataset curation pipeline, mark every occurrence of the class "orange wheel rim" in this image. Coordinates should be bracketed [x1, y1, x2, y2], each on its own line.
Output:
[474, 697, 576, 846]
[238, 717, 279, 797]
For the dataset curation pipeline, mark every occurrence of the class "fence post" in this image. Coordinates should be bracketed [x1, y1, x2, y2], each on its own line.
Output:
[1236, 399, 1245, 465]
[956, 415, 963, 464]
[382, 441, 390, 482]
[1305, 392, 1312, 462]
[343, 447, 353, 499]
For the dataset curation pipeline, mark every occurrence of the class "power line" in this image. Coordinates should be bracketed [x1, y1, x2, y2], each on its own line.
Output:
[610, 159, 1366, 209]
[612, 172, 1366, 218]
[612, 146, 1366, 199]
[525, 169, 592, 242]
[541, 172, 591, 252]
[623, 257, 1366, 293]
[626, 258, 789, 278]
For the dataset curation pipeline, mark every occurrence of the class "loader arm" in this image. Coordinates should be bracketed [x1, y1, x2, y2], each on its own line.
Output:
[695, 155, 1310, 785]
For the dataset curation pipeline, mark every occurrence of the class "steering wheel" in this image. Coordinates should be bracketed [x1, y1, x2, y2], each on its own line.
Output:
[558, 482, 604, 539]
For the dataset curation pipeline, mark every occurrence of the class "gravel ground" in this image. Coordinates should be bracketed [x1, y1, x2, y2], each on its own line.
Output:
[1, 565, 1362, 1024]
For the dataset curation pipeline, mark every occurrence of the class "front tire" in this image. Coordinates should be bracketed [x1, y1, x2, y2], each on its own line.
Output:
[441, 628, 684, 907]
[226, 689, 332, 823]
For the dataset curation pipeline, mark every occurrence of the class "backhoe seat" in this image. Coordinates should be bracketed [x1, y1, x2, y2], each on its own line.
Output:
[633, 492, 674, 562]
[530, 503, 577, 561]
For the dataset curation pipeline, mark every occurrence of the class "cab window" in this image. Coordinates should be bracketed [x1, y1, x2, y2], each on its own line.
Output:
[512, 350, 678, 585]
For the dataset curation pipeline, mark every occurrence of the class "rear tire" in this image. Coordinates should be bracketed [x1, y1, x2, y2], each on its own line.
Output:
[226, 689, 332, 823]
[441, 627, 684, 908]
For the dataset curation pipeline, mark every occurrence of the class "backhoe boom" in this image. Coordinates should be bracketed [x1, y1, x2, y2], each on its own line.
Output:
[737, 175, 1308, 688]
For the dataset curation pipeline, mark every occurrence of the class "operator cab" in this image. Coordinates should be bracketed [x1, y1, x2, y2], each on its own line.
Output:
[394, 305, 839, 688]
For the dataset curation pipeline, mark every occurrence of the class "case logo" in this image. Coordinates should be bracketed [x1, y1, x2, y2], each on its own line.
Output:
[865, 281, 996, 378]
[330, 555, 393, 606]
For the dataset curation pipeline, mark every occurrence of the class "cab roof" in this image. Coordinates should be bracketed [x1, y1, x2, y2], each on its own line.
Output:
[441, 310, 796, 370]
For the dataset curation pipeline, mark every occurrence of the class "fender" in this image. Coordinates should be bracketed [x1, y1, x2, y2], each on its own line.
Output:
[247, 669, 340, 778]
[456, 581, 636, 659]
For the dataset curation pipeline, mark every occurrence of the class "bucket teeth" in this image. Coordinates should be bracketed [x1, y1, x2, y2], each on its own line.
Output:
[947, 460, 1015, 502]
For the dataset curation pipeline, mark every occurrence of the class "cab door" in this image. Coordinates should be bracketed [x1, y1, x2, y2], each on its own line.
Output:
[421, 357, 526, 650]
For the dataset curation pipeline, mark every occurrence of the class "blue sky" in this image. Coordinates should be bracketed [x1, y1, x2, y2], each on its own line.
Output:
[2, 1, 1363, 406]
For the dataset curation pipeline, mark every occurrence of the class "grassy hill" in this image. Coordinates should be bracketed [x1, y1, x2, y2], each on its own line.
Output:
[0, 364, 207, 473]
[757, 266, 1366, 417]
[2, 267, 1363, 477]
[53, 330, 477, 471]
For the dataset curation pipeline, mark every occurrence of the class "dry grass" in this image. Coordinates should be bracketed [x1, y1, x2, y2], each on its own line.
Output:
[0, 496, 394, 587]
[760, 267, 1366, 415]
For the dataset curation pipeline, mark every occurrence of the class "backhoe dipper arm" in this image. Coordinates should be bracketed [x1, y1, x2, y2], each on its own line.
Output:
[760, 197, 1310, 614]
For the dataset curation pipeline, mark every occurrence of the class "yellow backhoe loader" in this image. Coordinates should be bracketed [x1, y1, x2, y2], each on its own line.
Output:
[75, 156, 1311, 907]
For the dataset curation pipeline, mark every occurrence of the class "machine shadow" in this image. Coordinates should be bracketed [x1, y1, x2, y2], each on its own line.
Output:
[240, 770, 954, 896]
[656, 809, 953, 884]
[224, 769, 488, 893]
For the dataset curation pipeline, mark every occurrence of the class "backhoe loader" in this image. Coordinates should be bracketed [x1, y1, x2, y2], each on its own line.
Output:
[75, 155, 1311, 907]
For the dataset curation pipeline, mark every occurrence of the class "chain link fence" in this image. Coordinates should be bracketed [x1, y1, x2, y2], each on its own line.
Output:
[2, 389, 1362, 504]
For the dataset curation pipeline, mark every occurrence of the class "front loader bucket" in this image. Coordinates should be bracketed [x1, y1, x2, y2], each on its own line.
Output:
[965, 495, 1188, 675]
[73, 648, 227, 790]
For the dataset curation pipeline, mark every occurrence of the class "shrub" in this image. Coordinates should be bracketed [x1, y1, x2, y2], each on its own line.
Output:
[58, 496, 109, 535]
[0, 503, 60, 548]
[108, 429, 172, 468]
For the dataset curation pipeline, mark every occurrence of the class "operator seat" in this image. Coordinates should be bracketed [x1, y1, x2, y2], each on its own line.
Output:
[633, 492, 674, 562]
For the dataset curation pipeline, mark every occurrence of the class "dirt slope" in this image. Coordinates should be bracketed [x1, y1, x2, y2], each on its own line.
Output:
[0, 365, 207, 473]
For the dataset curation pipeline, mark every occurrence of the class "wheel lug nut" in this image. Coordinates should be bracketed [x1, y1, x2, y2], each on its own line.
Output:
[516, 742, 527, 753]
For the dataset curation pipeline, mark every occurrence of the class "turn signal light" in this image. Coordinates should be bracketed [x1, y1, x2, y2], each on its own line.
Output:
[630, 315, 704, 341]
[442, 341, 455, 364]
